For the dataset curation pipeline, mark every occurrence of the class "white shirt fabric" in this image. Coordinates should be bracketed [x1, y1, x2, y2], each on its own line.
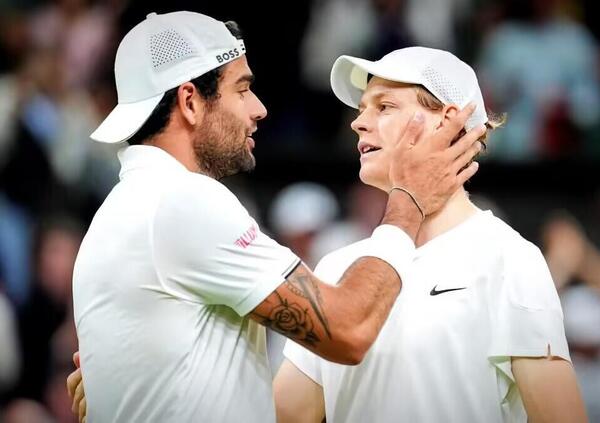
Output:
[73, 145, 300, 423]
[284, 210, 570, 423]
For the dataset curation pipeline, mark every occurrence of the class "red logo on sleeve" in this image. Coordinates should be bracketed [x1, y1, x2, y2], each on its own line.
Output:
[235, 225, 258, 248]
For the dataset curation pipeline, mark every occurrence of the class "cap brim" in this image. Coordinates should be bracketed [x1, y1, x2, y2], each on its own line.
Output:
[330, 55, 423, 109]
[90, 93, 164, 143]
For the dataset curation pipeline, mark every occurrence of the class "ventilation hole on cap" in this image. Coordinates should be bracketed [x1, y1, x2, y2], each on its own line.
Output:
[421, 66, 464, 105]
[150, 29, 195, 69]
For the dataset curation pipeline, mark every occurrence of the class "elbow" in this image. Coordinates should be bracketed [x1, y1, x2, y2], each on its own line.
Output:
[328, 327, 375, 365]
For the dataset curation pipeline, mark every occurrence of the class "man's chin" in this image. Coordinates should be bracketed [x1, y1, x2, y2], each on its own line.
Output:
[218, 156, 256, 180]
[358, 168, 385, 191]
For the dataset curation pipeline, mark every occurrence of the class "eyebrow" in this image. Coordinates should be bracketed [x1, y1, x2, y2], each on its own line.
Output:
[358, 92, 386, 110]
[236, 74, 255, 85]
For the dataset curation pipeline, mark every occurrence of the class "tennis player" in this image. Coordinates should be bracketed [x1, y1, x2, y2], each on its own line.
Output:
[275, 47, 588, 423]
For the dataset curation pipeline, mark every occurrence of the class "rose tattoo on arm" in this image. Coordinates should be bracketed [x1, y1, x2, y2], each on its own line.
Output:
[265, 292, 319, 345]
[251, 265, 330, 346]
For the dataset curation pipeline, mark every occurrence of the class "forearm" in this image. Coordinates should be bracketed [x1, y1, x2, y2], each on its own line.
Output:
[252, 193, 420, 364]
[320, 256, 402, 362]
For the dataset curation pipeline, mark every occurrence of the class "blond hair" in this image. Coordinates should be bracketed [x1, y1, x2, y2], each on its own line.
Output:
[414, 86, 505, 150]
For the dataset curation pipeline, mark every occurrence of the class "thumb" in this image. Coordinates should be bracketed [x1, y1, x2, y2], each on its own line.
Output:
[73, 351, 81, 368]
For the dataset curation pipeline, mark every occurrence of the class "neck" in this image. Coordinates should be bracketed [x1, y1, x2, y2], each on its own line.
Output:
[414, 188, 480, 248]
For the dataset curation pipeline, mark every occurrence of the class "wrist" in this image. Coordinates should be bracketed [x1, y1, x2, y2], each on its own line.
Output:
[388, 186, 425, 221]
[381, 189, 424, 240]
[366, 224, 416, 283]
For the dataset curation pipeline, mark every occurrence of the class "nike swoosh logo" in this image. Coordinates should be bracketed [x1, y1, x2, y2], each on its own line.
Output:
[430, 284, 467, 296]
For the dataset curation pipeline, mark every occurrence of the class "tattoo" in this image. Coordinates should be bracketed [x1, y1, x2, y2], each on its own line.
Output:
[285, 267, 331, 339]
[252, 267, 331, 346]
[254, 291, 320, 345]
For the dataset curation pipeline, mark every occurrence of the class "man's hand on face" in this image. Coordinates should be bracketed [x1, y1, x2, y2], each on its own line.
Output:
[388, 103, 486, 216]
[66, 351, 87, 423]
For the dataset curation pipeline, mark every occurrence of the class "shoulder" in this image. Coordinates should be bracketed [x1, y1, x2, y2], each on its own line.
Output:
[160, 172, 247, 218]
[482, 215, 560, 308]
[485, 215, 545, 264]
[152, 173, 254, 242]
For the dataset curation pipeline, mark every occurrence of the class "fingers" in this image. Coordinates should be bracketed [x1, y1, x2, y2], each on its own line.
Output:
[448, 124, 486, 160]
[456, 161, 479, 186]
[398, 111, 425, 147]
[73, 351, 80, 368]
[79, 396, 87, 423]
[452, 140, 483, 174]
[431, 103, 476, 149]
[67, 368, 81, 399]
[74, 376, 85, 406]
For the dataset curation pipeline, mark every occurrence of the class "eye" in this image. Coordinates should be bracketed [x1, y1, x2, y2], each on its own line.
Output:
[238, 89, 249, 98]
[378, 103, 393, 112]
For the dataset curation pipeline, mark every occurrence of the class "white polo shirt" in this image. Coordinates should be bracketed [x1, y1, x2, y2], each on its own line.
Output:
[284, 210, 570, 423]
[73, 145, 300, 422]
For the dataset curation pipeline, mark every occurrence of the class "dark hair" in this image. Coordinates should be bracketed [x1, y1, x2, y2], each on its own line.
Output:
[127, 20, 243, 146]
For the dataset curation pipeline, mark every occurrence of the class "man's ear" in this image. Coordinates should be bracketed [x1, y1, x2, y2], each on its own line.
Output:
[437, 103, 460, 130]
[176, 82, 202, 126]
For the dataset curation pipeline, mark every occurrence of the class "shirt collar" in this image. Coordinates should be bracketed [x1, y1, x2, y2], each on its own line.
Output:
[118, 145, 188, 180]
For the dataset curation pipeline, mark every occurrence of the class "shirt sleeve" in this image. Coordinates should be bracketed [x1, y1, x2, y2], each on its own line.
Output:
[152, 175, 300, 316]
[488, 242, 570, 382]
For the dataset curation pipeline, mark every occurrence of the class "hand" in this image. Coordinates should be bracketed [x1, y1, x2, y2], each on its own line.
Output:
[388, 104, 485, 215]
[66, 351, 87, 423]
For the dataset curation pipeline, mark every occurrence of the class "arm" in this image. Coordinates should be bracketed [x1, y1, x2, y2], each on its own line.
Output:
[273, 359, 325, 423]
[252, 106, 484, 364]
[512, 356, 588, 423]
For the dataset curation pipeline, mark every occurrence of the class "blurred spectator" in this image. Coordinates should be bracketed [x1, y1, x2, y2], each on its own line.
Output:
[0, 47, 119, 216]
[542, 213, 588, 289]
[28, 0, 118, 91]
[0, 195, 33, 305]
[301, 0, 414, 92]
[404, 0, 474, 52]
[309, 183, 386, 263]
[561, 286, 600, 422]
[12, 216, 83, 401]
[268, 182, 340, 265]
[0, 11, 30, 73]
[2, 398, 55, 423]
[542, 212, 600, 420]
[477, 0, 600, 161]
[542, 212, 600, 292]
[0, 287, 20, 396]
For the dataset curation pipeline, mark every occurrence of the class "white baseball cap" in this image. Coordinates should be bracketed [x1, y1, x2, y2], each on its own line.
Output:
[91, 11, 246, 143]
[330, 46, 488, 130]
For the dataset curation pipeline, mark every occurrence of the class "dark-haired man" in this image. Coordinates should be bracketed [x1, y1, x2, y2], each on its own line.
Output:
[71, 11, 483, 422]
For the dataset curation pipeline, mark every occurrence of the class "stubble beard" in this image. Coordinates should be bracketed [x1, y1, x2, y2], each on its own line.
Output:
[193, 107, 256, 180]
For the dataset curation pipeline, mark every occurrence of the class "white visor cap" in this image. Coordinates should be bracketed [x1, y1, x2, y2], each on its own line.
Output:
[330, 46, 488, 130]
[91, 11, 246, 143]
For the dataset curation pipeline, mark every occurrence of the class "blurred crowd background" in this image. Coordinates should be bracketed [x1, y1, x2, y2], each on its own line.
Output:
[0, 0, 599, 421]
